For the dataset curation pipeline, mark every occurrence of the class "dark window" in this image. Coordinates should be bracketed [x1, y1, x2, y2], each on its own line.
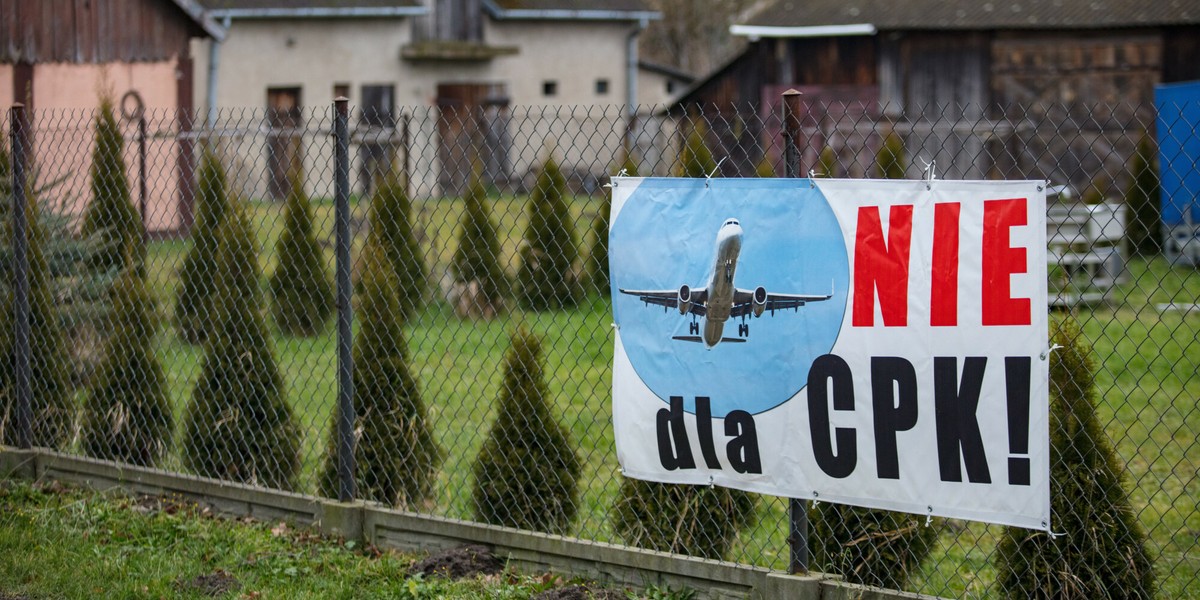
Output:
[360, 84, 396, 127]
[666, 80, 676, 95]
[543, 80, 558, 97]
[595, 79, 609, 95]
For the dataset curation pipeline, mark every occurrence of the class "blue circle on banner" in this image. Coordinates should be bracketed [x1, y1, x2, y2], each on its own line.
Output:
[610, 179, 850, 417]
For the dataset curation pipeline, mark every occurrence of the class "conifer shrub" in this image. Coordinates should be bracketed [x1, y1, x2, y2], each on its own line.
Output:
[817, 146, 838, 178]
[875, 132, 906, 179]
[80, 268, 172, 466]
[270, 168, 334, 336]
[0, 199, 73, 449]
[175, 149, 232, 345]
[451, 174, 507, 319]
[808, 502, 938, 589]
[996, 319, 1156, 599]
[472, 328, 581, 534]
[586, 153, 635, 294]
[517, 157, 579, 311]
[181, 204, 301, 490]
[81, 95, 145, 276]
[679, 121, 717, 178]
[754, 153, 775, 177]
[369, 172, 426, 322]
[611, 477, 756, 561]
[320, 239, 441, 507]
[1126, 133, 1162, 257]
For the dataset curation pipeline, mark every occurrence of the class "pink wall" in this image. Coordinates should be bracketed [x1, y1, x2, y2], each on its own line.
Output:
[13, 61, 185, 234]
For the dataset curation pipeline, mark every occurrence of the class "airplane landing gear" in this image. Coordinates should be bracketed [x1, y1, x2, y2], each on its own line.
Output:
[689, 320, 700, 335]
[738, 323, 749, 337]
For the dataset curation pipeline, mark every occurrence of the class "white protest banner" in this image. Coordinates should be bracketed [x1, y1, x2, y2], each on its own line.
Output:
[609, 177, 1050, 530]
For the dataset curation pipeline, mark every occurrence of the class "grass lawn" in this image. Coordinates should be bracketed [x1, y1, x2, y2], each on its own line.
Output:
[66, 191, 1200, 599]
[0, 479, 641, 599]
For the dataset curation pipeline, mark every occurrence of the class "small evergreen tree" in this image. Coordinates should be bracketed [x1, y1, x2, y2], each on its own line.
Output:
[451, 174, 507, 318]
[320, 240, 441, 507]
[1126, 133, 1162, 257]
[472, 328, 581, 534]
[586, 153, 635, 294]
[369, 172, 426, 322]
[175, 149, 232, 345]
[0, 196, 73, 449]
[270, 168, 334, 336]
[611, 477, 756, 561]
[808, 503, 938, 589]
[875, 132, 906, 179]
[81, 95, 145, 276]
[181, 204, 301, 489]
[80, 268, 172, 466]
[679, 121, 717, 178]
[517, 157, 579, 311]
[817, 146, 838, 178]
[996, 319, 1156, 599]
[754, 153, 775, 178]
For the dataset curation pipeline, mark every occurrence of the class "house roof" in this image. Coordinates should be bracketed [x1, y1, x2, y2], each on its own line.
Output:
[483, 0, 659, 21]
[737, 0, 1200, 32]
[169, 0, 227, 39]
[201, 0, 425, 18]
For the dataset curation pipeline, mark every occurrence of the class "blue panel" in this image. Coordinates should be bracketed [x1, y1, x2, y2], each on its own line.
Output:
[1155, 81, 1200, 226]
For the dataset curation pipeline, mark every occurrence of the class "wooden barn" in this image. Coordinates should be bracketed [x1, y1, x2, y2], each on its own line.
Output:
[1, 0, 223, 235]
[670, 0, 1200, 191]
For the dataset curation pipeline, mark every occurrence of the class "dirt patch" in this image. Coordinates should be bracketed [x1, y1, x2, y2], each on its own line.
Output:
[175, 570, 240, 597]
[533, 584, 627, 600]
[408, 544, 504, 579]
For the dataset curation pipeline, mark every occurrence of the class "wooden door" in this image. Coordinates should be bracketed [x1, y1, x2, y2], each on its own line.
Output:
[267, 87, 303, 200]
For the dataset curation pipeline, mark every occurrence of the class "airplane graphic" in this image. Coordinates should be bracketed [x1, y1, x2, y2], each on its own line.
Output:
[619, 218, 833, 349]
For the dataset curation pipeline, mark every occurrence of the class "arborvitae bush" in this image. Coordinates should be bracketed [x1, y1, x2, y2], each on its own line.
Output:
[320, 240, 441, 507]
[808, 502, 938, 589]
[181, 204, 301, 490]
[473, 328, 581, 534]
[817, 146, 838, 178]
[270, 169, 334, 336]
[875, 132, 906, 179]
[517, 157, 579, 311]
[0, 200, 73, 449]
[80, 268, 172, 466]
[81, 95, 145, 276]
[175, 150, 232, 345]
[611, 477, 756, 561]
[586, 153, 634, 294]
[1126, 133, 1162, 257]
[451, 174, 507, 318]
[996, 319, 1156, 599]
[754, 153, 775, 177]
[679, 121, 717, 178]
[369, 172, 426, 322]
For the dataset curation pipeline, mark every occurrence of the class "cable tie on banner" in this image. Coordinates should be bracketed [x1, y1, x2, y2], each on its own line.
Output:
[706, 157, 727, 187]
[925, 507, 934, 527]
[920, 158, 936, 189]
[1040, 343, 1063, 361]
[708, 476, 715, 488]
[808, 168, 816, 178]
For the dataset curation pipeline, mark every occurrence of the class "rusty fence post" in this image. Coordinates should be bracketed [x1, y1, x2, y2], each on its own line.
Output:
[334, 97, 356, 502]
[781, 89, 810, 574]
[9, 104, 32, 449]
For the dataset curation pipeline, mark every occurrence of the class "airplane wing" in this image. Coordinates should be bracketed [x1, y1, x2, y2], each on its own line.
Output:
[729, 288, 832, 318]
[619, 287, 707, 317]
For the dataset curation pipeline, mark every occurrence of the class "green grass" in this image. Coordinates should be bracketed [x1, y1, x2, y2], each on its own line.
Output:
[88, 196, 1200, 598]
[0, 480, 623, 599]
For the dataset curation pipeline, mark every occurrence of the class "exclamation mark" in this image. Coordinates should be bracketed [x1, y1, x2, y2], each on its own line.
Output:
[1005, 357, 1031, 486]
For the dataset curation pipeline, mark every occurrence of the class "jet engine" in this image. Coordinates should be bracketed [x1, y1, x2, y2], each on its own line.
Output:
[752, 286, 768, 317]
[677, 285, 692, 314]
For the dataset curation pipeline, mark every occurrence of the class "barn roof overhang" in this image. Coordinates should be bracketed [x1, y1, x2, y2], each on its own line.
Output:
[730, 23, 876, 39]
[170, 0, 228, 40]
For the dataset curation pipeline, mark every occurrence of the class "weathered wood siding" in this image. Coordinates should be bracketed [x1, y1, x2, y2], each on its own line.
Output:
[0, 0, 202, 63]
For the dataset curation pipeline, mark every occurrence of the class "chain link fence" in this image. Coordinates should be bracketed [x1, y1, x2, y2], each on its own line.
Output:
[3, 98, 1198, 599]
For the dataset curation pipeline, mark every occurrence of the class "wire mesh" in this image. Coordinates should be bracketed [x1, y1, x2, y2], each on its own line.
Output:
[2, 99, 1198, 598]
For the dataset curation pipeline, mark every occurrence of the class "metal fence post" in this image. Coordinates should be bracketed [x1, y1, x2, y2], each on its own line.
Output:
[334, 97, 356, 502]
[9, 103, 32, 450]
[781, 89, 810, 574]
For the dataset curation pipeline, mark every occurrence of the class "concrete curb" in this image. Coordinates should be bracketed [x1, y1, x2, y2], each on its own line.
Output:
[2, 448, 946, 600]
